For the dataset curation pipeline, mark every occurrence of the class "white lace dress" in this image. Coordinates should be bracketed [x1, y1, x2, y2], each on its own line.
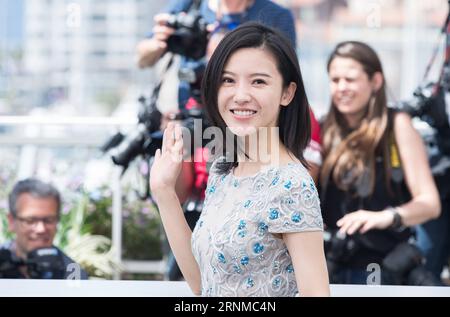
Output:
[191, 158, 323, 297]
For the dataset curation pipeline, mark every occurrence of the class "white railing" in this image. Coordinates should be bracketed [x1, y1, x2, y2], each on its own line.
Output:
[1, 279, 450, 297]
[0, 115, 166, 279]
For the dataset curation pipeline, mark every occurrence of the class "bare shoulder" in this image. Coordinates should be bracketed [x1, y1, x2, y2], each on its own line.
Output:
[393, 111, 413, 130]
[393, 111, 417, 140]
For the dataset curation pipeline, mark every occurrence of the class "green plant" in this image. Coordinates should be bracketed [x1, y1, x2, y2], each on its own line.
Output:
[0, 209, 13, 244]
[85, 186, 164, 261]
[0, 153, 165, 279]
[0, 165, 122, 278]
[54, 192, 123, 278]
[0, 154, 17, 244]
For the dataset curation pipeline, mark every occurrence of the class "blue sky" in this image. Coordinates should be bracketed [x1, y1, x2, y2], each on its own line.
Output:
[0, 0, 24, 50]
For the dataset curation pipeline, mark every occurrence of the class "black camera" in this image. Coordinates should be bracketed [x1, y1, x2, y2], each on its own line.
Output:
[101, 94, 163, 171]
[166, 12, 209, 60]
[323, 229, 361, 283]
[323, 229, 442, 285]
[102, 97, 209, 172]
[0, 247, 66, 279]
[393, 84, 450, 198]
[381, 242, 442, 286]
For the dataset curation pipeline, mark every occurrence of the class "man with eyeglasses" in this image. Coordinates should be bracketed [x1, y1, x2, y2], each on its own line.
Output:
[0, 178, 88, 279]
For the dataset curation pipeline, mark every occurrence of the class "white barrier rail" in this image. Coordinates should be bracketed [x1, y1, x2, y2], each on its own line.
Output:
[1, 279, 450, 297]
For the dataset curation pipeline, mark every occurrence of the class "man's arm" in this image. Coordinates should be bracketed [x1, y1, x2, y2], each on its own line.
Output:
[136, 14, 175, 68]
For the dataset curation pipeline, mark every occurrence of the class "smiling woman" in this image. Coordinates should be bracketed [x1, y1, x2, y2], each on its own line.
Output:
[150, 22, 329, 297]
[320, 41, 441, 285]
[1, 178, 89, 279]
[218, 47, 297, 138]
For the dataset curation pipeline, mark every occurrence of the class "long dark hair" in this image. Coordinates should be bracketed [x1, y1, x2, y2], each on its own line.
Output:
[321, 41, 390, 195]
[201, 22, 311, 174]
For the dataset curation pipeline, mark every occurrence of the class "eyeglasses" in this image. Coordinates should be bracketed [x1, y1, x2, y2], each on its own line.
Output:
[15, 216, 59, 227]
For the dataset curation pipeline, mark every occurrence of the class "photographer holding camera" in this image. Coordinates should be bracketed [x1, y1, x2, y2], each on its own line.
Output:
[0, 178, 88, 279]
[407, 3, 450, 283]
[320, 41, 441, 285]
[136, 0, 297, 110]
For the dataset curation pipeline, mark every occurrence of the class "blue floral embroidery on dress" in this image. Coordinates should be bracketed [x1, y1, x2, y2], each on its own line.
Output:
[273, 261, 280, 271]
[270, 175, 280, 186]
[291, 212, 301, 223]
[240, 256, 249, 266]
[286, 264, 294, 273]
[272, 276, 281, 288]
[269, 208, 279, 220]
[258, 222, 268, 234]
[253, 243, 264, 254]
[218, 253, 226, 264]
[284, 180, 292, 189]
[208, 185, 216, 194]
[191, 157, 323, 296]
[246, 277, 255, 288]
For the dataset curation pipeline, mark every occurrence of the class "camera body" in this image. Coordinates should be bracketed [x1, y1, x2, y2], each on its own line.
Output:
[393, 84, 450, 198]
[381, 242, 441, 286]
[103, 95, 209, 171]
[323, 230, 441, 285]
[0, 247, 66, 279]
[166, 12, 209, 60]
[323, 229, 361, 283]
[102, 95, 163, 169]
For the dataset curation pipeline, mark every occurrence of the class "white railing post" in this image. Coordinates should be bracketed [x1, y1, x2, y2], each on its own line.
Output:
[112, 167, 123, 280]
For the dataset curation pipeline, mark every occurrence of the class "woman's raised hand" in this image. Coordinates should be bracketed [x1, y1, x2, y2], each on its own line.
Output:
[150, 122, 184, 197]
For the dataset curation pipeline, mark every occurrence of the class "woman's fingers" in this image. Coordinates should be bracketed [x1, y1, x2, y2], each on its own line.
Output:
[337, 214, 363, 235]
[346, 220, 364, 235]
[161, 122, 184, 162]
[162, 122, 175, 154]
[359, 221, 374, 234]
[170, 124, 184, 162]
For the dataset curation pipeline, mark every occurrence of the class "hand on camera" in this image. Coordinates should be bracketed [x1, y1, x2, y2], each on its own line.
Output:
[337, 209, 395, 235]
[136, 13, 176, 68]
